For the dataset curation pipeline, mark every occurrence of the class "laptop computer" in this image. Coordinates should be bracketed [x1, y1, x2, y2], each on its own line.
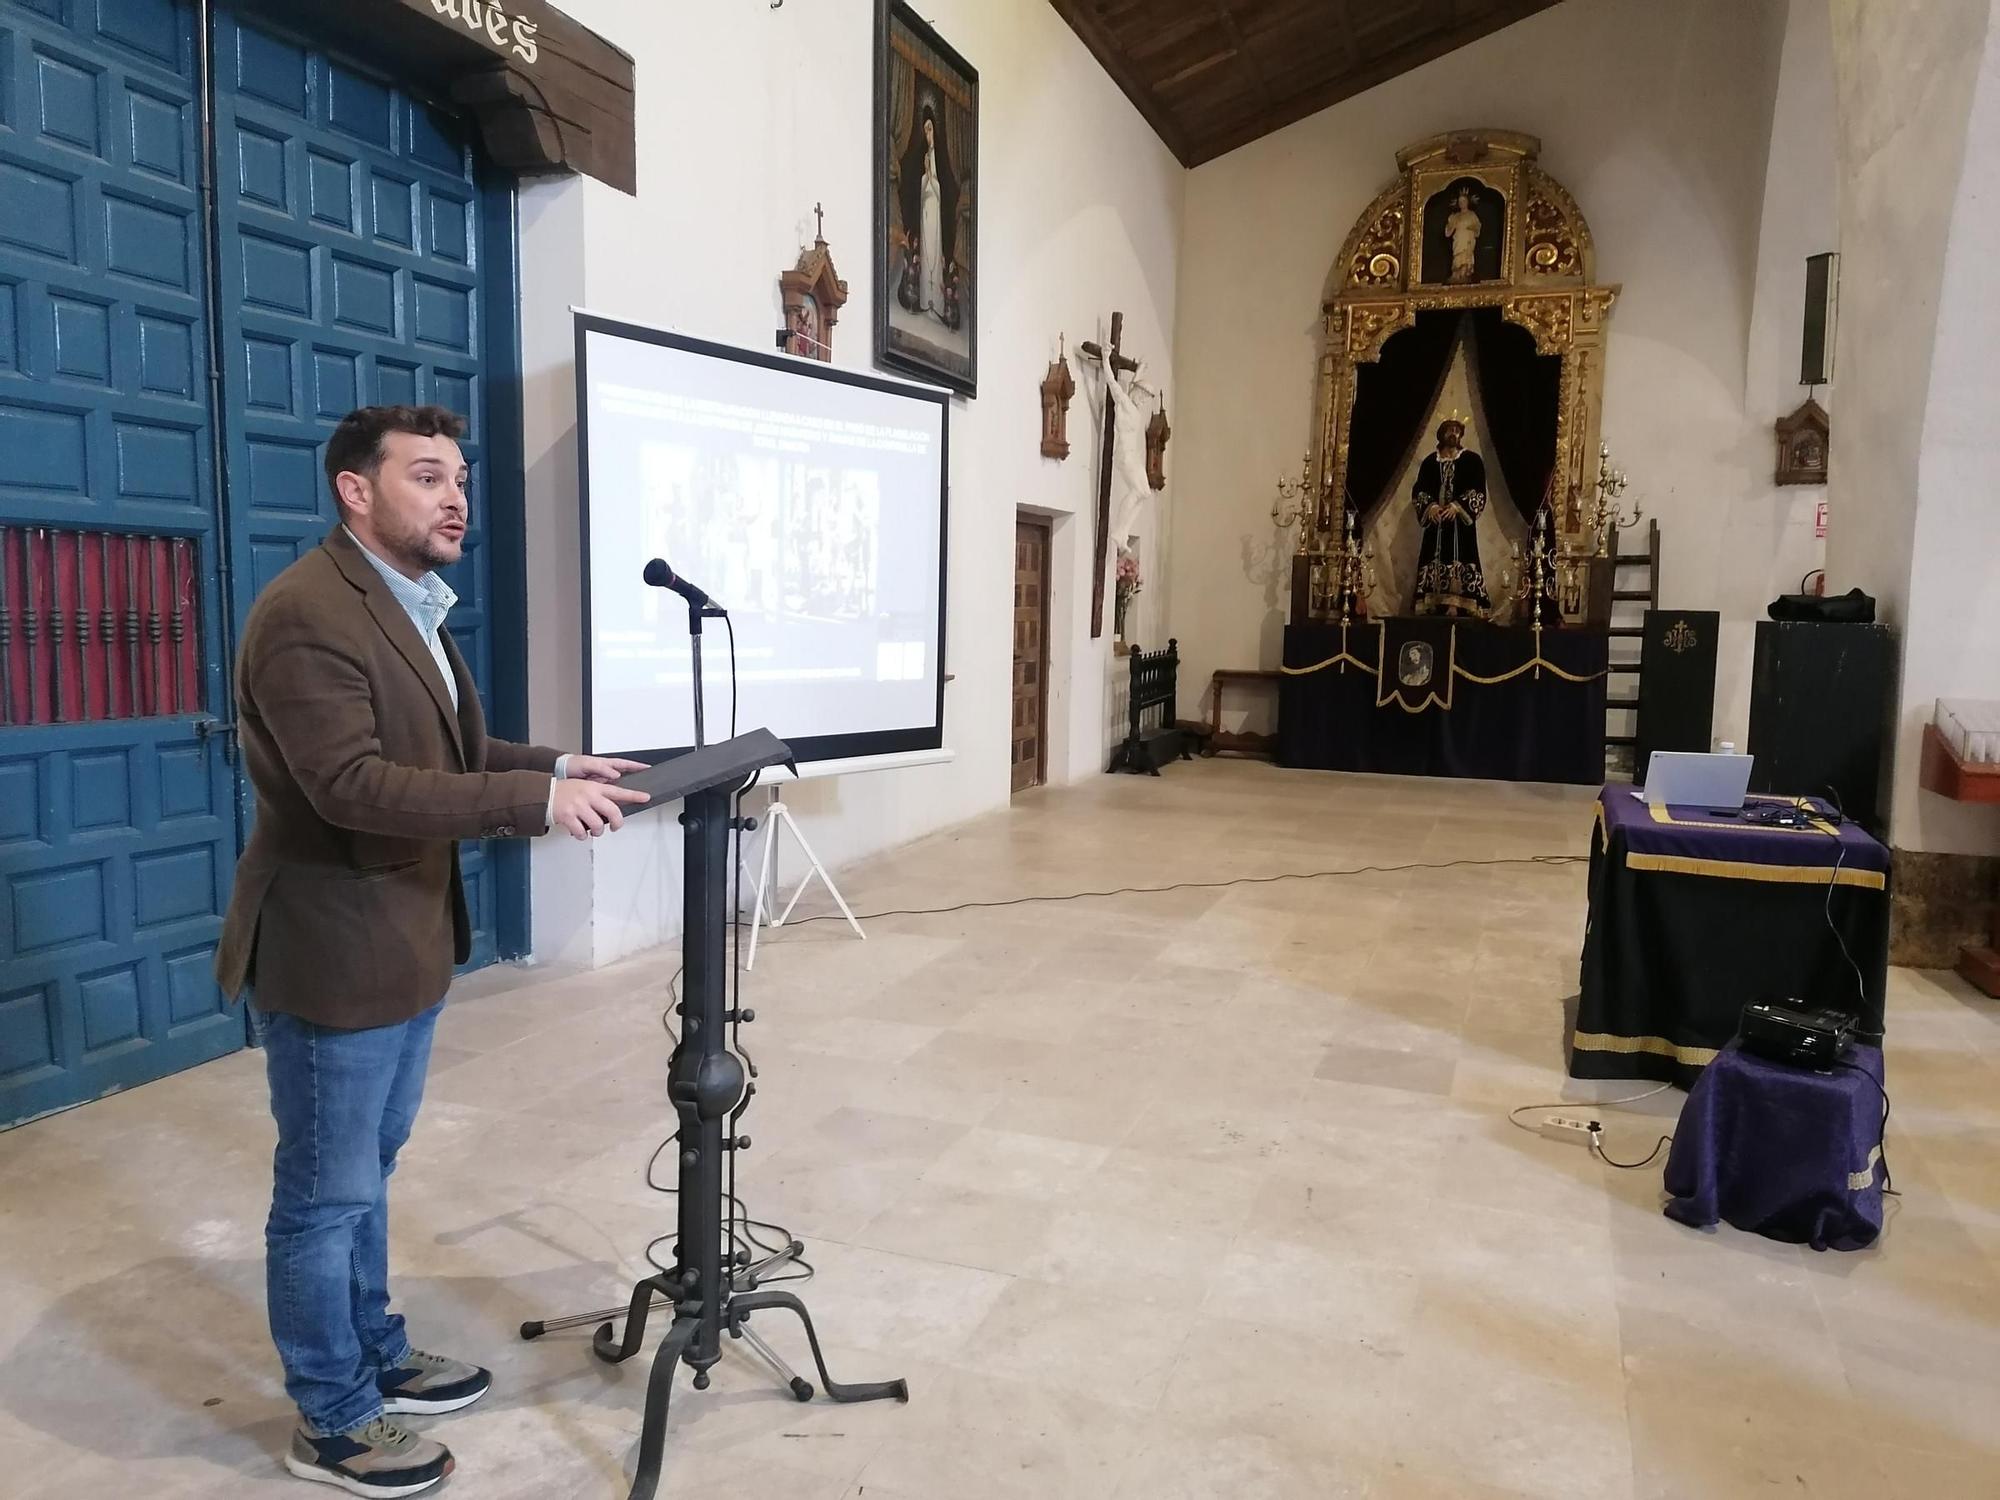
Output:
[1642, 749, 1753, 809]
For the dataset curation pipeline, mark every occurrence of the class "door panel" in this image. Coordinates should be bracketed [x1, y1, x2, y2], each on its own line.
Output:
[210, 9, 506, 970]
[1012, 518, 1048, 794]
[0, 0, 240, 1126]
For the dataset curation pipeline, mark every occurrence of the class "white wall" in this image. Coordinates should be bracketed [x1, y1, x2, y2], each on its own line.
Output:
[1167, 0, 1830, 748]
[514, 1, 1182, 965]
[1732, 0, 1839, 733]
[1826, 0, 2000, 854]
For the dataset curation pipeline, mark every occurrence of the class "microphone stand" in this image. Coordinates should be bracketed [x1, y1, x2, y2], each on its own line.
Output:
[517, 591, 906, 1500]
[688, 603, 708, 747]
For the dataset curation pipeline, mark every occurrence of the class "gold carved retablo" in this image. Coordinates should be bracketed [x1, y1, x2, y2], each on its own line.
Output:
[1303, 130, 1620, 627]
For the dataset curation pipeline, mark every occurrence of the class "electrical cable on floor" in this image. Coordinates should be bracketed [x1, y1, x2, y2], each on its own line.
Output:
[1506, 1082, 1673, 1135]
[767, 850, 1588, 929]
[638, 845, 1586, 1276]
[1589, 1127, 1674, 1170]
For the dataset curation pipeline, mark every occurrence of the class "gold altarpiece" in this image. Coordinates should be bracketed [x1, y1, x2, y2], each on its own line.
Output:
[1293, 130, 1619, 624]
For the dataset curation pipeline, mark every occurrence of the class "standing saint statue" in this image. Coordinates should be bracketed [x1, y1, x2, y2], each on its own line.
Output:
[1444, 187, 1482, 284]
[1411, 416, 1491, 617]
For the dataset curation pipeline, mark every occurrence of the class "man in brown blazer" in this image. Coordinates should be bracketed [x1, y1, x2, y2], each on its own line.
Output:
[218, 404, 647, 1495]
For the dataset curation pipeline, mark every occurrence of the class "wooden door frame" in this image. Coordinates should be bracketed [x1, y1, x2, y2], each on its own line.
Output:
[1014, 512, 1052, 794]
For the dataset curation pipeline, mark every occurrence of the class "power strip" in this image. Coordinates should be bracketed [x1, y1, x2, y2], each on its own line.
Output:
[1538, 1114, 1597, 1145]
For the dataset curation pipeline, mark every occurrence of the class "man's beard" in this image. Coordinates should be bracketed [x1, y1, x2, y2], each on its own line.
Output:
[386, 516, 459, 573]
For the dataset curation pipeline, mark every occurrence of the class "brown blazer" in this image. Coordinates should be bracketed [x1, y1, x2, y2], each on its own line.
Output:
[215, 526, 560, 1029]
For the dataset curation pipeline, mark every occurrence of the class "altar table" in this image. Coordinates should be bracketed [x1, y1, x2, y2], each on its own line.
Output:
[1571, 785, 1890, 1086]
[1278, 618, 1606, 784]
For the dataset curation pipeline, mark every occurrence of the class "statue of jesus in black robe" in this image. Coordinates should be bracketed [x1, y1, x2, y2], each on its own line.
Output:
[1411, 418, 1491, 617]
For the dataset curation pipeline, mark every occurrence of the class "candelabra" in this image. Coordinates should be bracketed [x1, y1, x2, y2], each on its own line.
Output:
[1329, 505, 1376, 626]
[1581, 442, 1641, 558]
[1506, 506, 1563, 673]
[1270, 448, 1314, 542]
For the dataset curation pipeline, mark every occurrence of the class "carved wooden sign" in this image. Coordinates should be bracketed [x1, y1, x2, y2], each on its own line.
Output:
[416, 0, 545, 63]
[232, 0, 638, 194]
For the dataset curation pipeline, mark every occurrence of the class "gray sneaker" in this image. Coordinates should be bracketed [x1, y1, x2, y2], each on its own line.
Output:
[285, 1415, 453, 1496]
[378, 1348, 492, 1415]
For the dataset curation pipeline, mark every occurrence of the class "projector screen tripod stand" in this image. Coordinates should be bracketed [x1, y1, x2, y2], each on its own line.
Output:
[515, 733, 907, 1498]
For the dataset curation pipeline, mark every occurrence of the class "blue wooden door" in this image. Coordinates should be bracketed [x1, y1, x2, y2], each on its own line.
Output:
[208, 10, 511, 971]
[0, 0, 241, 1125]
[1, 1, 524, 1127]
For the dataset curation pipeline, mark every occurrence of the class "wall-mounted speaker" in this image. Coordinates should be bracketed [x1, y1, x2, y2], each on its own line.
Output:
[1800, 251, 1839, 387]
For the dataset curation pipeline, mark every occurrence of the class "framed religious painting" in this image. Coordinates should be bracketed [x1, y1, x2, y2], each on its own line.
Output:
[874, 1, 978, 396]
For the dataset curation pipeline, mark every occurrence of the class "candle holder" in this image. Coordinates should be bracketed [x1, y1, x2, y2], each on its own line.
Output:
[1582, 442, 1641, 558]
[1329, 505, 1376, 627]
[1271, 448, 1314, 546]
[1509, 507, 1563, 675]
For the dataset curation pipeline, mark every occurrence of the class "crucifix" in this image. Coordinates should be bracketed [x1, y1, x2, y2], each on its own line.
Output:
[813, 202, 825, 242]
[1080, 311, 1140, 638]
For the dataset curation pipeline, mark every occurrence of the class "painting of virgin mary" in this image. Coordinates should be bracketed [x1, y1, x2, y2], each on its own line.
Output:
[875, 2, 978, 395]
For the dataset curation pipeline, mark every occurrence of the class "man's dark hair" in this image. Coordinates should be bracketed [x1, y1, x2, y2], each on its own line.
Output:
[324, 405, 467, 501]
[1436, 419, 1466, 442]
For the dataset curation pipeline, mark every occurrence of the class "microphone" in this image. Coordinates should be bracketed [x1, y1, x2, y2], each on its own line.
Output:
[642, 558, 722, 613]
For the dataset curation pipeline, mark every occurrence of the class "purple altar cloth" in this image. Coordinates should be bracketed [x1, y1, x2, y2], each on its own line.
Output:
[1597, 785, 1890, 877]
[1663, 1041, 1886, 1251]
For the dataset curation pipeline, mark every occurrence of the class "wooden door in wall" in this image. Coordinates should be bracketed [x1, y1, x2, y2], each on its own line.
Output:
[1012, 517, 1050, 794]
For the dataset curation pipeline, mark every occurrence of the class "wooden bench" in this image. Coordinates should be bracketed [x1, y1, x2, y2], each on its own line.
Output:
[1110, 639, 1193, 775]
[1197, 668, 1281, 759]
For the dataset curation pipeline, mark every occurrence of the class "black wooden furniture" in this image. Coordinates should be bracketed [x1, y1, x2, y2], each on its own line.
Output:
[1572, 784, 1889, 1088]
[1748, 620, 1896, 834]
[1111, 638, 1193, 775]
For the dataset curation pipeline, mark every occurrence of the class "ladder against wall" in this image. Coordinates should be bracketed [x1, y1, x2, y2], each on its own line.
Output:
[1603, 519, 1660, 778]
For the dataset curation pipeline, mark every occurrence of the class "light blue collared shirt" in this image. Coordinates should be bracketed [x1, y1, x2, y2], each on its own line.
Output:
[345, 527, 567, 820]
[346, 526, 459, 710]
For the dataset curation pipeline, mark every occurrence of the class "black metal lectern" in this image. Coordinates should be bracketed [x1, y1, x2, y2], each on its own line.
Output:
[519, 728, 908, 1499]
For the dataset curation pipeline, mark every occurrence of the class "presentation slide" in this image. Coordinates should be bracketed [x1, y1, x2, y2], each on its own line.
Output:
[579, 319, 948, 761]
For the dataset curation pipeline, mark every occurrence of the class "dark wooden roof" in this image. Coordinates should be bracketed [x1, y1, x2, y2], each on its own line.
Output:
[1048, 0, 1562, 167]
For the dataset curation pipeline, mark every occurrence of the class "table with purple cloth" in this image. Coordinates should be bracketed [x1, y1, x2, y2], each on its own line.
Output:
[1571, 785, 1889, 1086]
[1278, 619, 1607, 784]
[1664, 1040, 1887, 1250]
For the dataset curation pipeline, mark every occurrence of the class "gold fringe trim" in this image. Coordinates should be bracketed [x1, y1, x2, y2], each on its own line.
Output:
[1281, 651, 1377, 677]
[1453, 657, 1610, 686]
[1571, 1031, 1719, 1066]
[1622, 851, 1885, 890]
[1278, 632, 1609, 688]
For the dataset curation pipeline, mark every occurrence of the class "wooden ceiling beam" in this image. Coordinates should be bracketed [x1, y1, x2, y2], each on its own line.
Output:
[1047, 0, 1197, 164]
[1050, 0, 1563, 167]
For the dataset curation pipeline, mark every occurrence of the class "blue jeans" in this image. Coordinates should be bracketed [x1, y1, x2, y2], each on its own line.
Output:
[260, 1002, 441, 1435]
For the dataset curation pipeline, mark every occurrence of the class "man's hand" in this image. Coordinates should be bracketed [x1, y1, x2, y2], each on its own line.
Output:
[1423, 504, 1443, 525]
[566, 754, 649, 782]
[550, 778, 649, 840]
